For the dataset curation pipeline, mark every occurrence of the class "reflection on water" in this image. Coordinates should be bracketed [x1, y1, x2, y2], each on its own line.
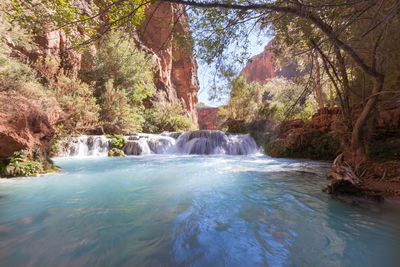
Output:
[0, 155, 399, 266]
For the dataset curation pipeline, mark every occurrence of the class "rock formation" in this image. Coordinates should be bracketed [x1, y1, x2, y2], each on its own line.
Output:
[265, 101, 400, 199]
[0, 93, 54, 159]
[265, 108, 342, 161]
[138, 2, 199, 125]
[7, 2, 199, 126]
[242, 40, 301, 84]
[197, 107, 220, 130]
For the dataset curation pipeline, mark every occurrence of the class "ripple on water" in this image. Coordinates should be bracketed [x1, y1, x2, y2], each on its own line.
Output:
[0, 155, 399, 267]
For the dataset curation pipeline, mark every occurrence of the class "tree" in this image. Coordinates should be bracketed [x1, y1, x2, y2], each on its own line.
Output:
[157, 0, 399, 176]
[8, 0, 400, 179]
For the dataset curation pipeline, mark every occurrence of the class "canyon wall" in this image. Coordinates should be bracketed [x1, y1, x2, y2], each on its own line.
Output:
[242, 40, 300, 84]
[11, 2, 199, 126]
[137, 2, 199, 125]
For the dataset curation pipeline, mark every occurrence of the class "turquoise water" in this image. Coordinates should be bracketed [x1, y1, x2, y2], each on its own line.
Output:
[0, 155, 399, 266]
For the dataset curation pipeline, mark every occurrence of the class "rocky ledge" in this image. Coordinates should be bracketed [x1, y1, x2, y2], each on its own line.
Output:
[0, 93, 56, 177]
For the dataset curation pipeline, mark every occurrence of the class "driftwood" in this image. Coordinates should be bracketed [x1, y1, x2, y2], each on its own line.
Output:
[325, 153, 362, 194]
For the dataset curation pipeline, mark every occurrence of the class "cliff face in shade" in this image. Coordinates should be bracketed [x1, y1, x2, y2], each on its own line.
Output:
[242, 40, 300, 84]
[197, 107, 220, 130]
[0, 94, 54, 159]
[138, 2, 199, 125]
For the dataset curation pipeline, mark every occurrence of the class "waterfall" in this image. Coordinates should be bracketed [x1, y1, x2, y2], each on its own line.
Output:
[58, 135, 110, 157]
[175, 130, 258, 155]
[123, 134, 175, 155]
[58, 131, 260, 157]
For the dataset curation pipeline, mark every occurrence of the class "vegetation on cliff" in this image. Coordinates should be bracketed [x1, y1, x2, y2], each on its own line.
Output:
[1, 1, 196, 136]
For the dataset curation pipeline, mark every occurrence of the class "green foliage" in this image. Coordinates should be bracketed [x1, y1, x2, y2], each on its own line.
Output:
[367, 138, 400, 162]
[219, 75, 317, 130]
[219, 75, 265, 123]
[51, 124, 70, 156]
[107, 134, 126, 150]
[265, 131, 341, 161]
[196, 102, 209, 108]
[2, 150, 43, 177]
[8, 0, 149, 43]
[108, 148, 126, 157]
[52, 75, 100, 132]
[100, 80, 144, 134]
[263, 77, 317, 121]
[143, 92, 196, 133]
[80, 31, 155, 104]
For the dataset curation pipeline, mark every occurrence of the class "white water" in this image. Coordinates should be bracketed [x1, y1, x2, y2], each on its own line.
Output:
[58, 131, 260, 157]
[58, 135, 110, 157]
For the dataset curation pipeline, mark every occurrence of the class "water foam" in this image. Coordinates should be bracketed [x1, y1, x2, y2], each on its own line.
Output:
[58, 130, 260, 157]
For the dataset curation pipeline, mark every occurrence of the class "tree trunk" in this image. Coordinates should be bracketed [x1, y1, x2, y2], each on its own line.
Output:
[350, 74, 384, 166]
[314, 55, 325, 110]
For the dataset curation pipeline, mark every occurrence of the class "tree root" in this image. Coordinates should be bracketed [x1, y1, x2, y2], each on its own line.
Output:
[324, 154, 386, 201]
[324, 153, 363, 195]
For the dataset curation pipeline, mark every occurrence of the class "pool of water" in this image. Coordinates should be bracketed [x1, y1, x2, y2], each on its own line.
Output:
[0, 155, 399, 266]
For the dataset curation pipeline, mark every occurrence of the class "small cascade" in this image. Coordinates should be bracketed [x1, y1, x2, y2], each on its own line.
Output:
[58, 131, 259, 157]
[59, 135, 110, 157]
[123, 134, 176, 155]
[176, 130, 258, 155]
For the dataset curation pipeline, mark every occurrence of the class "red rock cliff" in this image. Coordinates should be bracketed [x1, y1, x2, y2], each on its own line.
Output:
[242, 40, 300, 84]
[0, 93, 54, 159]
[10, 2, 199, 126]
[138, 3, 199, 125]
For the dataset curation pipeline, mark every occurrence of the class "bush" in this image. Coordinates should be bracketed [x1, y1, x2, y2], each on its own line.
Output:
[367, 138, 400, 162]
[265, 131, 341, 161]
[52, 75, 100, 133]
[142, 92, 196, 133]
[1, 150, 43, 177]
[100, 80, 144, 134]
[107, 134, 126, 149]
[80, 30, 155, 104]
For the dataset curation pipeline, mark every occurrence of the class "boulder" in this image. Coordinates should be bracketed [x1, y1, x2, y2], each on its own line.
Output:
[0, 94, 55, 159]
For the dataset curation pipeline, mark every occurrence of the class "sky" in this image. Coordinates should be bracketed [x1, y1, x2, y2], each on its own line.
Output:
[196, 33, 273, 107]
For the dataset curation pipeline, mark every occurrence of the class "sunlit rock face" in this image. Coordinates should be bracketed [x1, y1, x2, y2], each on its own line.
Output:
[241, 40, 301, 84]
[138, 2, 200, 126]
[6, 2, 200, 126]
[0, 94, 54, 159]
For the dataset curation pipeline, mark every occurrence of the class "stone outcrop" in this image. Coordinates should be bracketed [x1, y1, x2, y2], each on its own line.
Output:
[242, 40, 301, 84]
[138, 2, 199, 125]
[265, 108, 342, 161]
[6, 30, 81, 81]
[7, 2, 200, 126]
[0, 93, 55, 159]
[197, 107, 220, 130]
[266, 100, 400, 199]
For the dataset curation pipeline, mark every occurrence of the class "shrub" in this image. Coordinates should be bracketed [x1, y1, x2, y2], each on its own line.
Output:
[142, 92, 196, 133]
[80, 30, 155, 104]
[1, 150, 43, 177]
[265, 131, 341, 161]
[100, 80, 144, 134]
[367, 138, 400, 162]
[107, 134, 126, 149]
[52, 75, 100, 133]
